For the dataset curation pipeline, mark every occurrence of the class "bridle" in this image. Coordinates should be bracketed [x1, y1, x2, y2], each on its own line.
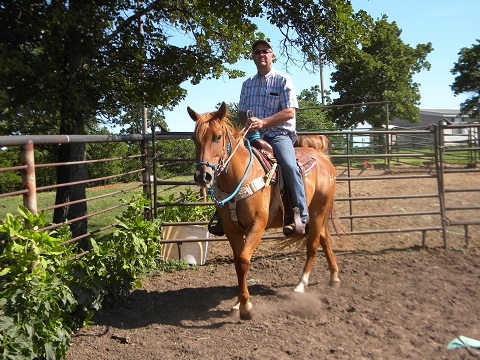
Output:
[195, 127, 232, 174]
[194, 122, 254, 208]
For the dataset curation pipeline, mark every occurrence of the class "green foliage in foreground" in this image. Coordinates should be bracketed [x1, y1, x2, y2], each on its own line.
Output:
[157, 189, 215, 223]
[0, 208, 76, 360]
[159, 259, 199, 272]
[0, 197, 162, 359]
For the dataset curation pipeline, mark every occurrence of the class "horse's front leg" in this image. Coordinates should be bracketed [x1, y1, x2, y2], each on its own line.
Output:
[229, 224, 264, 320]
[234, 253, 254, 320]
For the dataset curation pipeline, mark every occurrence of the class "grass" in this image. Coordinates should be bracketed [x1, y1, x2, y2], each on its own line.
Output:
[1, 183, 143, 233]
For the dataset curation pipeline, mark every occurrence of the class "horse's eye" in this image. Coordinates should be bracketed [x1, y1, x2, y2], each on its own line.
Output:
[214, 134, 221, 142]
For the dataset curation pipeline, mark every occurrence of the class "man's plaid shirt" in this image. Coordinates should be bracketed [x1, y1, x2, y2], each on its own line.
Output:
[239, 67, 298, 140]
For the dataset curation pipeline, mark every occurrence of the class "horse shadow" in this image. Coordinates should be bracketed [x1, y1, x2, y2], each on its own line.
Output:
[90, 284, 276, 330]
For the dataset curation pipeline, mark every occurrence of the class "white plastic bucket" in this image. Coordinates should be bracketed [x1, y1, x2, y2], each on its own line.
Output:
[161, 225, 210, 265]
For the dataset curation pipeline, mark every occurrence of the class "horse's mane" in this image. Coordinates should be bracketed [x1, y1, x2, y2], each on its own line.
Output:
[194, 109, 243, 142]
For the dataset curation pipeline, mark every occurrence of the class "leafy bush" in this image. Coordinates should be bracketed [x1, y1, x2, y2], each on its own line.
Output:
[73, 196, 162, 309]
[159, 258, 199, 272]
[0, 207, 77, 359]
[157, 189, 215, 224]
[0, 197, 162, 359]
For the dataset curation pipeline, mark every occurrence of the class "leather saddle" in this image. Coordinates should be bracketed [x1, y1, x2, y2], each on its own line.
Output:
[249, 138, 317, 184]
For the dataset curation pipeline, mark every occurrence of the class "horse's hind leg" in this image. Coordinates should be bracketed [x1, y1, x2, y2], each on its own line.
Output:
[319, 231, 340, 287]
[294, 221, 339, 292]
[294, 231, 319, 292]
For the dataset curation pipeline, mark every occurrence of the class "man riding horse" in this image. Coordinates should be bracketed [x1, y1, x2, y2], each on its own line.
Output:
[209, 39, 308, 237]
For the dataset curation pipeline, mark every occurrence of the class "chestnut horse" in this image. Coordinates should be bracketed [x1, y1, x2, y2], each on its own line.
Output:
[188, 102, 339, 320]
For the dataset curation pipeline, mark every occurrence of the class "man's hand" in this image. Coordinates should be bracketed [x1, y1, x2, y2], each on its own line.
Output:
[248, 116, 264, 131]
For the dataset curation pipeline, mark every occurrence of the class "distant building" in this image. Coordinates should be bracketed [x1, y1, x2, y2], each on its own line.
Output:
[392, 109, 475, 147]
[393, 109, 468, 129]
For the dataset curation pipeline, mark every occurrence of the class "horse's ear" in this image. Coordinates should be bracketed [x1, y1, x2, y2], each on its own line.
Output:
[218, 102, 227, 119]
[187, 106, 200, 121]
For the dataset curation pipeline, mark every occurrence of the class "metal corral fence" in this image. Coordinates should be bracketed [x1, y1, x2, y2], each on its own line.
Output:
[0, 134, 150, 251]
[325, 121, 480, 248]
[1, 121, 479, 251]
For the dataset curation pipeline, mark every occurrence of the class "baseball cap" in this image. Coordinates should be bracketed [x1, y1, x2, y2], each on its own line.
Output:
[252, 39, 272, 51]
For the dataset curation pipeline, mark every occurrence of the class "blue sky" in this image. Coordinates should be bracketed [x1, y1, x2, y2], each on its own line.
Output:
[164, 0, 478, 132]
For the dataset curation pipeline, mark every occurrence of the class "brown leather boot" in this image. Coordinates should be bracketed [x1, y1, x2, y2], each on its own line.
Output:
[283, 222, 306, 236]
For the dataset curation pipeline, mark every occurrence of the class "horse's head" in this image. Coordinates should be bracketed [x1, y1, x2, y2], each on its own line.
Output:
[188, 102, 229, 188]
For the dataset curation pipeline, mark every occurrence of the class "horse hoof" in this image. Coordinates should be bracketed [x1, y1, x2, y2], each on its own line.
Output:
[240, 310, 253, 320]
[239, 302, 253, 320]
[329, 279, 340, 289]
[294, 283, 306, 293]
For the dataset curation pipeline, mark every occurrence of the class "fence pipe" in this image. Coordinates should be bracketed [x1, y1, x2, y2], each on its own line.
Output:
[36, 169, 145, 192]
[385, 102, 391, 171]
[434, 122, 448, 248]
[152, 124, 158, 219]
[0, 189, 29, 199]
[344, 132, 354, 232]
[0, 134, 147, 146]
[21, 141, 37, 215]
[2, 126, 479, 248]
[141, 133, 152, 220]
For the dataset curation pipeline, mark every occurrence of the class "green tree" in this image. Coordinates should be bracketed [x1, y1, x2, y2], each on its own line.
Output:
[451, 39, 480, 117]
[0, 148, 21, 193]
[296, 86, 335, 131]
[1, 1, 363, 237]
[86, 127, 131, 186]
[329, 13, 433, 129]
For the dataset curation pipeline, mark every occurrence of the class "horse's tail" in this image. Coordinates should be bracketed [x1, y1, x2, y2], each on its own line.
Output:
[294, 134, 331, 154]
[326, 197, 344, 243]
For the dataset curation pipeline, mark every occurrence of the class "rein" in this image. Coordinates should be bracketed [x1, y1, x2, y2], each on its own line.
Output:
[213, 139, 253, 208]
[216, 123, 253, 174]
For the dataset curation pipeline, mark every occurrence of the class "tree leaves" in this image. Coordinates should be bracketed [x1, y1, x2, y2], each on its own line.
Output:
[329, 14, 432, 128]
[1, 0, 365, 135]
[451, 39, 480, 117]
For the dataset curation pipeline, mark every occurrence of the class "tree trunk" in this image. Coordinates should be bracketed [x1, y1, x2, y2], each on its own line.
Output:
[53, 143, 88, 245]
[53, 0, 89, 248]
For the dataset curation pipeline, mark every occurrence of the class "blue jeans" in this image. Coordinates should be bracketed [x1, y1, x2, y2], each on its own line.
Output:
[263, 134, 308, 224]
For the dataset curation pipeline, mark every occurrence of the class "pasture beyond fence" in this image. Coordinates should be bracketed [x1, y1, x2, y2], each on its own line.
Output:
[1, 121, 479, 251]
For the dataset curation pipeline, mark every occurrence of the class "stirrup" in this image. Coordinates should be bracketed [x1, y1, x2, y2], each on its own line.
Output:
[283, 223, 306, 236]
[283, 207, 306, 236]
[208, 211, 225, 236]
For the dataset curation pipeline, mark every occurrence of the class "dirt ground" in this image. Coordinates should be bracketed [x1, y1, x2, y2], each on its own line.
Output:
[67, 170, 480, 360]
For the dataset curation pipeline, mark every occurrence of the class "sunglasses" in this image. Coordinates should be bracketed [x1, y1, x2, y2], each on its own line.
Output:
[253, 49, 272, 55]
